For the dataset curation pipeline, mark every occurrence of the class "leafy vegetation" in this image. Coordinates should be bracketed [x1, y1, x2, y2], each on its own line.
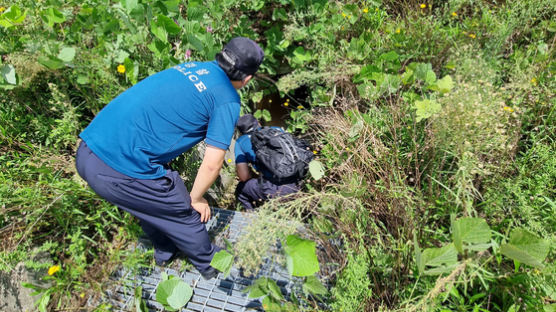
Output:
[1, 0, 554, 311]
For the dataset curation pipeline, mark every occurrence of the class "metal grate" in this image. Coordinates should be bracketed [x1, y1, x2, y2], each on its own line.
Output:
[102, 208, 303, 311]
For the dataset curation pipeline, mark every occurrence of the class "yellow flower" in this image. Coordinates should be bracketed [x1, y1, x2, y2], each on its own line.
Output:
[395, 28, 401, 34]
[375, 8, 379, 11]
[348, 15, 352, 19]
[117, 64, 125, 74]
[297, 105, 303, 109]
[420, 4, 427, 9]
[80, 292, 85, 298]
[451, 12, 457, 17]
[284, 102, 289, 107]
[531, 77, 537, 85]
[468, 33, 476, 39]
[341, 12, 346, 18]
[313, 150, 317, 154]
[503, 106, 514, 113]
[227, 158, 232, 163]
[0, 7, 5, 13]
[363, 8, 369, 13]
[48, 265, 61, 276]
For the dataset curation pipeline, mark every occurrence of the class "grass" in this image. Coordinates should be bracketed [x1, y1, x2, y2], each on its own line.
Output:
[0, 0, 554, 310]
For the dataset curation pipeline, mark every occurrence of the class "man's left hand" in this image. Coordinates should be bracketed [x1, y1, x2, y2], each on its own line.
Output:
[191, 197, 211, 223]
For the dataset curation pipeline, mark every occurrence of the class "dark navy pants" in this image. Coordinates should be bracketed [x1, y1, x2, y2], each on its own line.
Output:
[235, 178, 299, 211]
[75, 141, 218, 273]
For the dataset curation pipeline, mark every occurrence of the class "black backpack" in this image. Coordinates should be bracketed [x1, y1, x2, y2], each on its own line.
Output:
[250, 127, 314, 183]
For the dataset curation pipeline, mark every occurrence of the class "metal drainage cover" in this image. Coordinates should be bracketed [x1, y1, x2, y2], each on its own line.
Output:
[104, 208, 303, 311]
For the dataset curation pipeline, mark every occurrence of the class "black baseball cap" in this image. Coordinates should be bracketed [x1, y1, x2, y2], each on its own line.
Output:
[220, 37, 264, 75]
[236, 114, 259, 134]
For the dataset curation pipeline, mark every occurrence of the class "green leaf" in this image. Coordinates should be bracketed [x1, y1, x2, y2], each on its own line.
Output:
[246, 277, 270, 299]
[122, 0, 138, 12]
[210, 250, 233, 277]
[186, 34, 204, 51]
[544, 303, 556, 312]
[151, 23, 168, 42]
[430, 75, 454, 94]
[414, 99, 441, 122]
[0, 5, 27, 28]
[57, 47, 76, 63]
[156, 278, 192, 311]
[1, 64, 17, 85]
[42, 8, 66, 28]
[500, 228, 549, 268]
[156, 14, 180, 34]
[166, 281, 193, 309]
[284, 235, 319, 277]
[379, 51, 399, 62]
[302, 275, 328, 296]
[308, 160, 325, 181]
[292, 46, 312, 65]
[421, 243, 458, 275]
[267, 279, 284, 301]
[262, 295, 282, 312]
[38, 55, 64, 69]
[452, 217, 491, 253]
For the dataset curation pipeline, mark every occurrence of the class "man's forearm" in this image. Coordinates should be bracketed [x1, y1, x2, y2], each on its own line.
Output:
[190, 145, 226, 201]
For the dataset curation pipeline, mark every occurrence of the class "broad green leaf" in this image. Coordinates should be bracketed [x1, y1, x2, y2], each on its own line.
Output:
[162, 0, 180, 13]
[422, 244, 457, 266]
[151, 23, 168, 42]
[284, 235, 319, 277]
[251, 91, 263, 103]
[308, 160, 325, 181]
[186, 34, 204, 51]
[425, 69, 437, 85]
[166, 281, 193, 309]
[122, 0, 138, 12]
[431, 75, 454, 94]
[210, 250, 233, 277]
[246, 277, 270, 299]
[156, 14, 180, 34]
[292, 46, 312, 65]
[500, 228, 549, 268]
[380, 51, 399, 62]
[57, 47, 76, 63]
[124, 57, 139, 85]
[38, 55, 64, 69]
[1, 64, 17, 85]
[452, 217, 491, 253]
[0, 5, 27, 27]
[414, 99, 441, 122]
[267, 278, 284, 301]
[412, 63, 433, 81]
[262, 295, 282, 312]
[302, 275, 328, 295]
[544, 303, 556, 312]
[156, 278, 192, 311]
[42, 8, 66, 28]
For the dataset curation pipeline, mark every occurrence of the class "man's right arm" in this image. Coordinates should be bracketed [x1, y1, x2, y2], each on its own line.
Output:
[236, 162, 251, 182]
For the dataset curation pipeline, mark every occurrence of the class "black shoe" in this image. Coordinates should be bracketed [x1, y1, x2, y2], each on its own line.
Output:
[200, 267, 219, 280]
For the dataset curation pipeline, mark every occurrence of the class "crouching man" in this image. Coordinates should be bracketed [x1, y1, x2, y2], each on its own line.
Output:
[75, 37, 264, 279]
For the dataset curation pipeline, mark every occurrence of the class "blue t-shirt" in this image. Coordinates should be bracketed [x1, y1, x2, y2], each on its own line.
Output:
[80, 61, 240, 179]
